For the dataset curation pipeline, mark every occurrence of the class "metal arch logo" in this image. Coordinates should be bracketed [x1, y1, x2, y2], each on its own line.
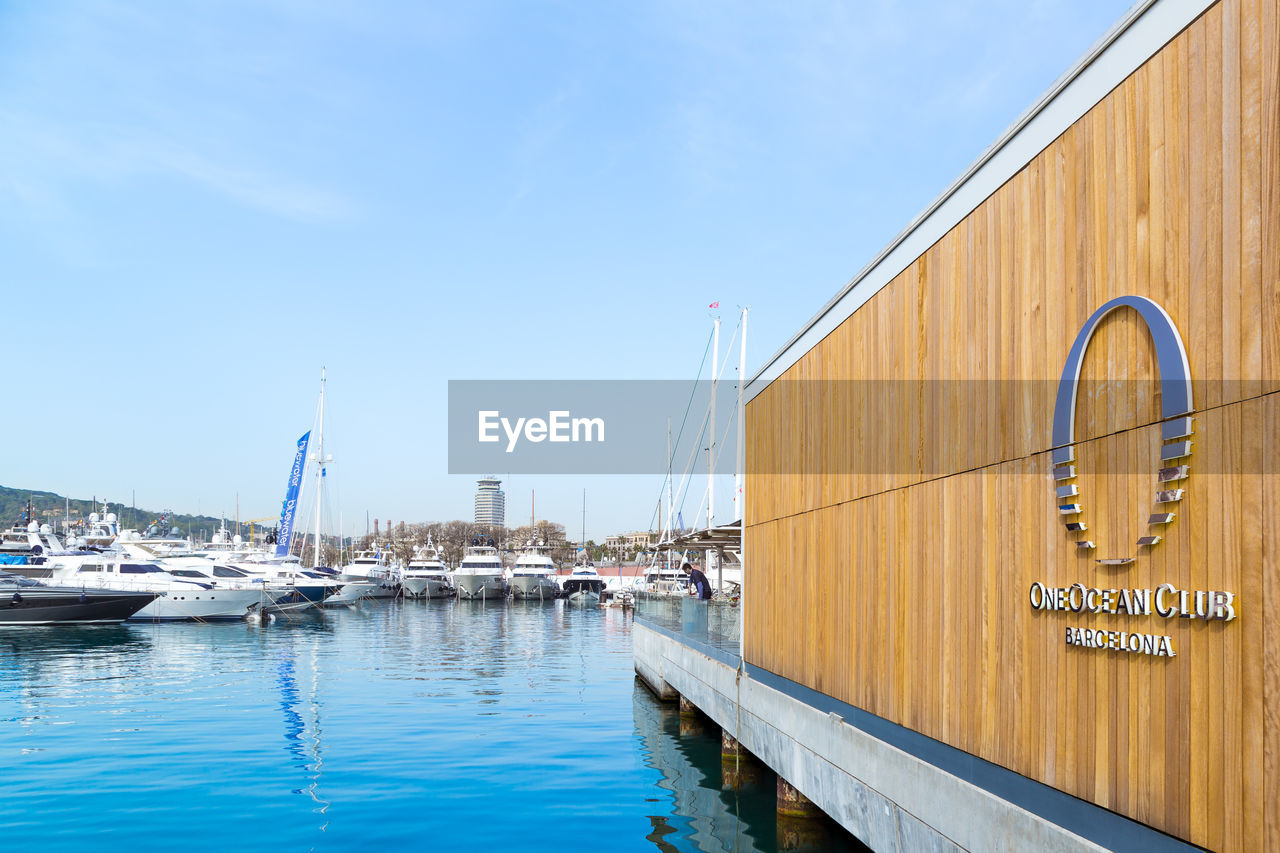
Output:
[1031, 295, 1237, 656]
[1049, 295, 1194, 561]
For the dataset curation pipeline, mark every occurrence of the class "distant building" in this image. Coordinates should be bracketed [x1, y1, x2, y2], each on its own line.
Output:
[605, 531, 653, 551]
[474, 477, 505, 528]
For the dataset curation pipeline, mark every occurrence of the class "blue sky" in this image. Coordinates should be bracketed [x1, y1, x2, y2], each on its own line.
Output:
[0, 0, 1133, 540]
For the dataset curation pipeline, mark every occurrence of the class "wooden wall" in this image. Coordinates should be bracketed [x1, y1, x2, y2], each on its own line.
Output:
[744, 0, 1279, 848]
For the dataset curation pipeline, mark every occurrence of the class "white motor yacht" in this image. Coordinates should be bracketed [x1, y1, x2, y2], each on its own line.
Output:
[508, 540, 558, 601]
[336, 547, 401, 599]
[116, 532, 340, 612]
[402, 540, 452, 599]
[560, 560, 605, 604]
[44, 554, 262, 621]
[452, 537, 506, 601]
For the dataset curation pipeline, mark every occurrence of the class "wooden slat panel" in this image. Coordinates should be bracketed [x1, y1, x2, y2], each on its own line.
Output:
[743, 1, 1276, 848]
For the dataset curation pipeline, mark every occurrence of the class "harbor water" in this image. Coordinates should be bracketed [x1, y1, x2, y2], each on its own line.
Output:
[0, 600, 860, 852]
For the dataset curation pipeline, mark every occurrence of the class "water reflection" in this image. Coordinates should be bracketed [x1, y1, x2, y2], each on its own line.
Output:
[0, 624, 152, 660]
[2, 597, 859, 852]
[276, 655, 306, 764]
[273, 638, 331, 830]
[632, 683, 867, 852]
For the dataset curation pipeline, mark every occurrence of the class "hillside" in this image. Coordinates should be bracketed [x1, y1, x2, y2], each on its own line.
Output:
[0, 484, 235, 539]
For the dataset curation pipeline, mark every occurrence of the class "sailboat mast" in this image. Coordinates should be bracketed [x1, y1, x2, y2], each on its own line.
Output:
[666, 418, 673, 570]
[708, 316, 719, 530]
[734, 307, 748, 523]
[311, 368, 326, 568]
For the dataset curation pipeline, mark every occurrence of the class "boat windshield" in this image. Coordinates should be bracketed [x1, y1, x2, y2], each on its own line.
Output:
[0, 571, 43, 587]
[212, 566, 249, 578]
[169, 569, 211, 579]
[120, 564, 165, 574]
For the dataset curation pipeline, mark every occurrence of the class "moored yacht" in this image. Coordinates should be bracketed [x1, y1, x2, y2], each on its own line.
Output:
[336, 547, 401, 599]
[402, 539, 452, 599]
[44, 554, 262, 621]
[0, 571, 157, 625]
[508, 540, 558, 601]
[560, 559, 605, 604]
[452, 537, 505, 601]
[115, 530, 338, 613]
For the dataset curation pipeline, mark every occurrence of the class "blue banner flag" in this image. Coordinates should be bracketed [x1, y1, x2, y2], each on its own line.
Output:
[274, 431, 311, 557]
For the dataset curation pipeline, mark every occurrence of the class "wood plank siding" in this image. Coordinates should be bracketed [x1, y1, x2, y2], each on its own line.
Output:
[743, 1, 1279, 848]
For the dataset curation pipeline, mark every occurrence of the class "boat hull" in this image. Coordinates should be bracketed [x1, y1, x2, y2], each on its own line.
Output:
[402, 577, 451, 598]
[129, 588, 262, 622]
[454, 573, 504, 600]
[0, 588, 157, 625]
[338, 576, 399, 599]
[322, 582, 378, 606]
[510, 576, 557, 600]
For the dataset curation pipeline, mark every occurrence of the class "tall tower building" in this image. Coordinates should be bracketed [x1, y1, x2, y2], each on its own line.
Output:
[474, 476, 505, 529]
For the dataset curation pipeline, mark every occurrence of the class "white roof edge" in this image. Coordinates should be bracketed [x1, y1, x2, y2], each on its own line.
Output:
[744, 0, 1216, 404]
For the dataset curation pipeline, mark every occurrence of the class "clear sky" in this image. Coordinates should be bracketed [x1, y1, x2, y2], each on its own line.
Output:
[0, 0, 1134, 541]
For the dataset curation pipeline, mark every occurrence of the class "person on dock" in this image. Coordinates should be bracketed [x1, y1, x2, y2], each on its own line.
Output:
[683, 561, 712, 600]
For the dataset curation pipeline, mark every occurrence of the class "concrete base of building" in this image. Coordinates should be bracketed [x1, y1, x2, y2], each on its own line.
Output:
[720, 731, 766, 790]
[633, 622, 1107, 853]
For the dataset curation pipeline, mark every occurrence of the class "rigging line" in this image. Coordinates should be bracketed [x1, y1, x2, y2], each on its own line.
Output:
[645, 398, 711, 540]
[684, 316, 742, 528]
[646, 326, 715, 533]
[710, 397, 739, 473]
[671, 405, 712, 525]
[668, 325, 715, 470]
[714, 322, 740, 384]
[646, 313, 741, 538]
[703, 316, 747, 509]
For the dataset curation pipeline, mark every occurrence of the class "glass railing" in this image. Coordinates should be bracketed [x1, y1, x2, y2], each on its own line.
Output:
[634, 592, 742, 660]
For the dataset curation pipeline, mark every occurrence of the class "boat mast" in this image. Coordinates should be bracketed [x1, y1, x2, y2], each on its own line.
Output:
[311, 368, 326, 568]
[666, 418, 673, 571]
[706, 315, 719, 586]
[734, 307, 748, 523]
[708, 316, 719, 532]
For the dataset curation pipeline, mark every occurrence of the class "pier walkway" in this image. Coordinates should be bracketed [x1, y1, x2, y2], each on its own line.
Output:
[634, 596, 1196, 852]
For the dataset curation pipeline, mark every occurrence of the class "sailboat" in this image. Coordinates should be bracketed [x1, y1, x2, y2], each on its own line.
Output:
[231, 370, 345, 609]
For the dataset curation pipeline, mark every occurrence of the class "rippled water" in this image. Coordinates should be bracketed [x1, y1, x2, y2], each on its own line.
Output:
[0, 600, 860, 852]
